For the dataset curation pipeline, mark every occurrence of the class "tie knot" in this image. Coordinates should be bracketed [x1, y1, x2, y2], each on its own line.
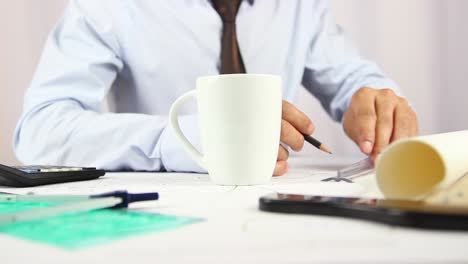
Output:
[213, 0, 242, 23]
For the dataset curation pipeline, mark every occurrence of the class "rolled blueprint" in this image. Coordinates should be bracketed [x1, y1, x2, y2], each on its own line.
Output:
[376, 130, 468, 199]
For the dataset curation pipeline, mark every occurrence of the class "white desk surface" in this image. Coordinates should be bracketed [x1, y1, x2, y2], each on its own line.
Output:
[1, 156, 467, 264]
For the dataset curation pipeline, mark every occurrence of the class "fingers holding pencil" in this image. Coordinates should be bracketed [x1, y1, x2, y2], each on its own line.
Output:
[274, 101, 313, 176]
[280, 100, 332, 155]
[274, 101, 332, 176]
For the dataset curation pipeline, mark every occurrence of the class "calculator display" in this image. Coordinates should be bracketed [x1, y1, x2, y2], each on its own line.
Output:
[12, 166, 87, 174]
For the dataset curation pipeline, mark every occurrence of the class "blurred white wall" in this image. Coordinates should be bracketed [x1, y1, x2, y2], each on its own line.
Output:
[0, 1, 67, 165]
[299, 0, 468, 157]
[0, 0, 467, 165]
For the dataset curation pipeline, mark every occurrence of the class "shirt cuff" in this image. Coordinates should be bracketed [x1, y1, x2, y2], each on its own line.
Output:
[157, 114, 206, 173]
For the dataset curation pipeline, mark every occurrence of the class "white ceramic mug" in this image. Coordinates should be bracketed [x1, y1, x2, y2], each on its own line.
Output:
[169, 74, 282, 185]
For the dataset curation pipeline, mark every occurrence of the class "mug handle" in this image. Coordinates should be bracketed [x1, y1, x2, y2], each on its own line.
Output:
[169, 90, 206, 168]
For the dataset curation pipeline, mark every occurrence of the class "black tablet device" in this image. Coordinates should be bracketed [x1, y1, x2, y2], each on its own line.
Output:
[0, 164, 105, 187]
[259, 193, 468, 231]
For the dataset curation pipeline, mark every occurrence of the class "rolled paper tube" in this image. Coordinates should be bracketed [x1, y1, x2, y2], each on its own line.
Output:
[376, 130, 468, 199]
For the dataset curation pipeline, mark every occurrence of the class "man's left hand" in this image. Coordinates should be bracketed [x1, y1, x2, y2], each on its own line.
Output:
[343, 87, 419, 162]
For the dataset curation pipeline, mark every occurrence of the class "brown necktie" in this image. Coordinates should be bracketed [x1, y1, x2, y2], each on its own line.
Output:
[212, 0, 246, 74]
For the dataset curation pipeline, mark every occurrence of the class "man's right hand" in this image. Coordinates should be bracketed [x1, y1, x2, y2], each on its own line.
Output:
[274, 100, 315, 176]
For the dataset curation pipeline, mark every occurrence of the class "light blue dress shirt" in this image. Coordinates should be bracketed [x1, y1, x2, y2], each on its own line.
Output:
[14, 0, 399, 172]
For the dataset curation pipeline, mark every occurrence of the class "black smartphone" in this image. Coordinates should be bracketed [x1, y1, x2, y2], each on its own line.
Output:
[259, 193, 468, 231]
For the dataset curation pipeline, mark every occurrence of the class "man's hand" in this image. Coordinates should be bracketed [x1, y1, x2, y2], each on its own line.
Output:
[343, 87, 418, 161]
[274, 100, 315, 176]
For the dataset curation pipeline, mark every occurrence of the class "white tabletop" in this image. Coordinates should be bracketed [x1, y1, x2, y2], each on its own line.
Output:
[1, 156, 467, 264]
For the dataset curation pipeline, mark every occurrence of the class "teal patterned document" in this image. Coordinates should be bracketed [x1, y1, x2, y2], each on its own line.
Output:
[0, 202, 201, 249]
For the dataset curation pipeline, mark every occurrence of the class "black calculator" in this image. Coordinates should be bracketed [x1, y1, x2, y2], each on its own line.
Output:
[0, 164, 105, 187]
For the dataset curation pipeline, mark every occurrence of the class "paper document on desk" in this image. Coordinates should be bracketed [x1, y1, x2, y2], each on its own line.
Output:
[376, 130, 468, 201]
[263, 169, 368, 197]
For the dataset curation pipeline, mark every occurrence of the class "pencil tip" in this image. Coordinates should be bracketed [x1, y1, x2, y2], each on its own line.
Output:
[321, 145, 333, 155]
